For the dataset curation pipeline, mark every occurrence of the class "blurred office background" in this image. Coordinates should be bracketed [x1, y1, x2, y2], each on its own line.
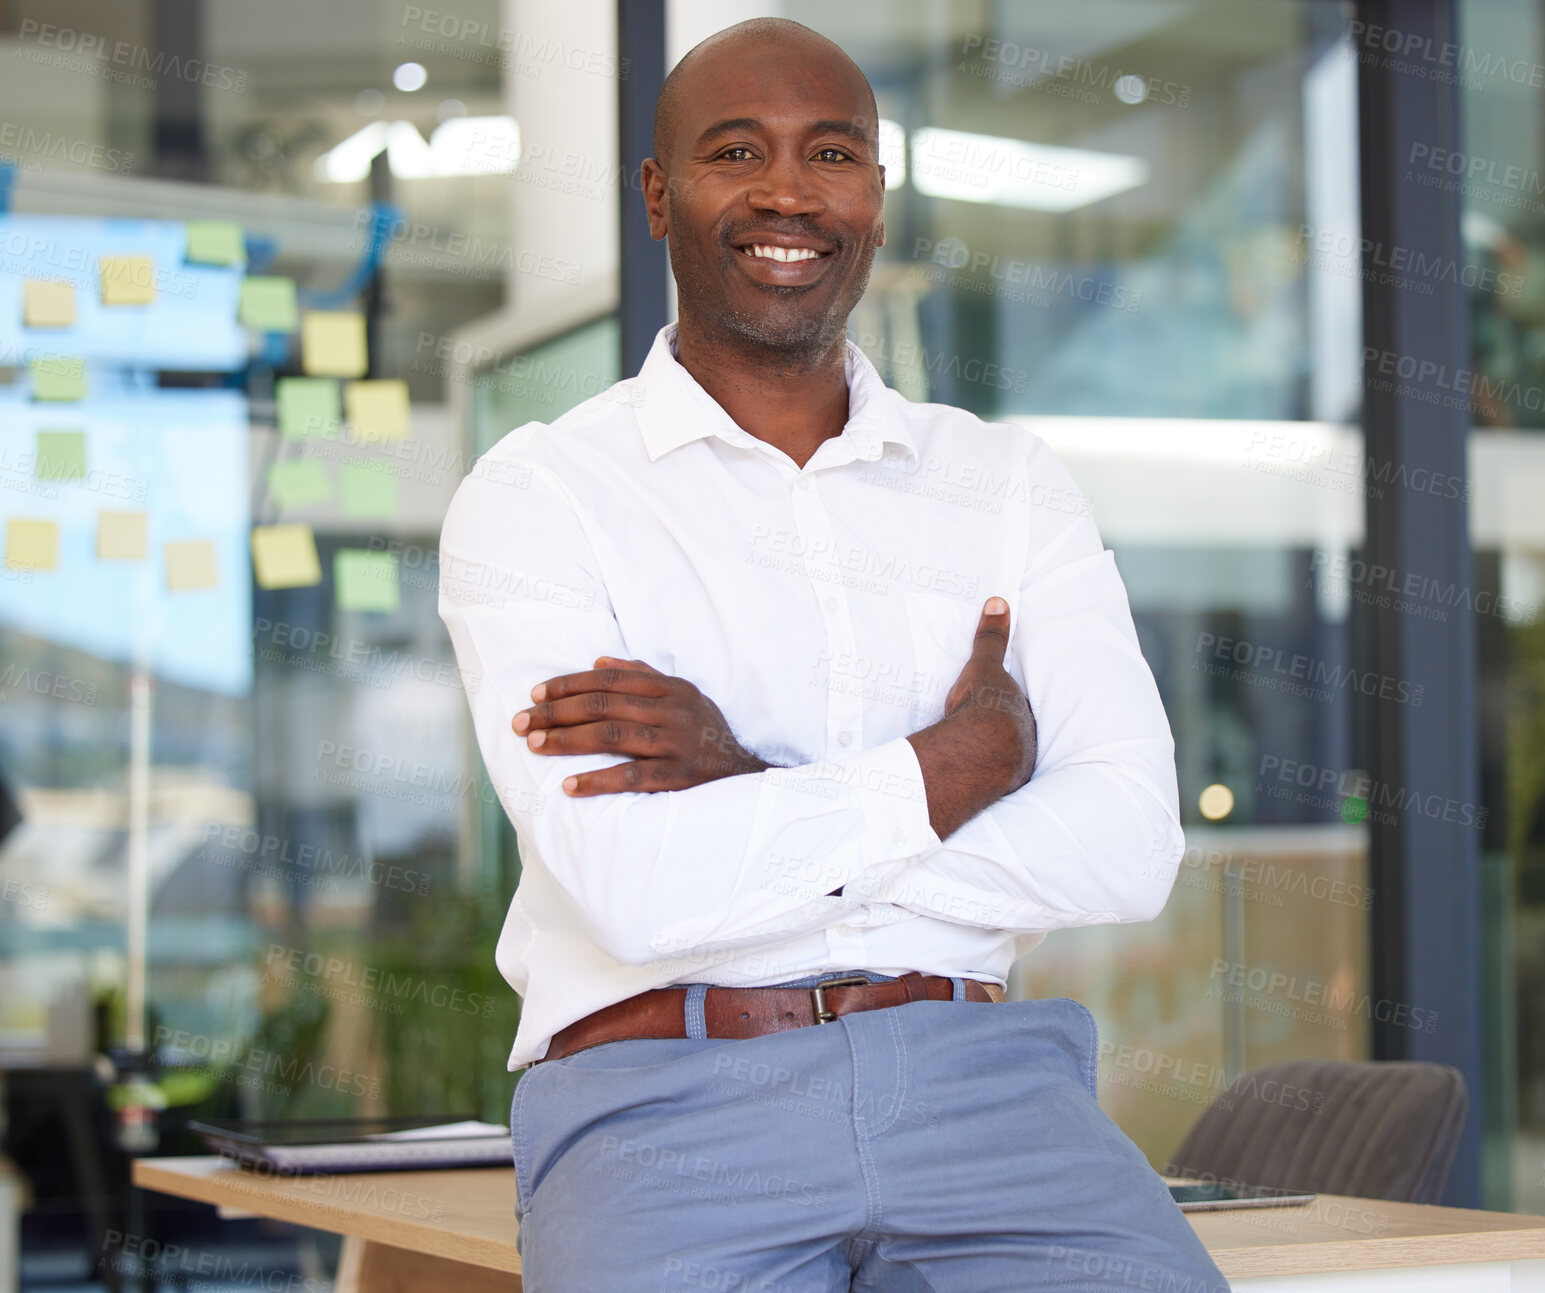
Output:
[0, 0, 1542, 1287]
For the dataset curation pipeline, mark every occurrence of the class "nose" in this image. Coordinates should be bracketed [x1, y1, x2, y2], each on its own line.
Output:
[744, 147, 826, 218]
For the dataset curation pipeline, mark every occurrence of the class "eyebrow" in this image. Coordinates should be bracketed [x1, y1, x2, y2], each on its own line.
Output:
[695, 117, 874, 148]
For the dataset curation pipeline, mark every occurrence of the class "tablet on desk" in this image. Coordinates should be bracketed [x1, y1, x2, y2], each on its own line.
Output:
[1168, 1182, 1317, 1211]
[188, 1116, 511, 1174]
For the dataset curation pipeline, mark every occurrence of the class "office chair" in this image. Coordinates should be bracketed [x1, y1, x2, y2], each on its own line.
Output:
[1165, 1059, 1467, 1205]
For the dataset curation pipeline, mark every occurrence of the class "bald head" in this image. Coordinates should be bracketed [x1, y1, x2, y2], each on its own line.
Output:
[652, 18, 878, 170]
[638, 16, 886, 364]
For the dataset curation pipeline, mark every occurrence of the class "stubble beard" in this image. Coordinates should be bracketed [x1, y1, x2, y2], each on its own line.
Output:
[669, 223, 877, 368]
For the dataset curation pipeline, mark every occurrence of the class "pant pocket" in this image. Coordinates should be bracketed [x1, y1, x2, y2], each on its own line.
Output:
[509, 1064, 548, 1221]
[1006, 997, 1100, 1103]
[1067, 998, 1101, 1102]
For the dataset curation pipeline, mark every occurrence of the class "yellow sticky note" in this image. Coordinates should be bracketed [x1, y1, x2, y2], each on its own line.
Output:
[101, 255, 156, 306]
[31, 356, 86, 402]
[6, 519, 58, 570]
[344, 380, 410, 441]
[239, 277, 299, 332]
[302, 312, 368, 378]
[251, 523, 322, 590]
[24, 280, 76, 328]
[185, 221, 245, 266]
[98, 510, 148, 560]
[335, 550, 400, 613]
[165, 540, 218, 591]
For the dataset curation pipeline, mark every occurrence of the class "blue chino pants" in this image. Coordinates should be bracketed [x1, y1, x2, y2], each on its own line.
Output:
[509, 970, 1230, 1292]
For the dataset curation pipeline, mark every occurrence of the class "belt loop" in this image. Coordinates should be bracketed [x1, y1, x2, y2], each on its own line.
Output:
[684, 983, 709, 1039]
[950, 976, 966, 1002]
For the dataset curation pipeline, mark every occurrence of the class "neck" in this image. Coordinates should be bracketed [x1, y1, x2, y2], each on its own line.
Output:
[673, 313, 851, 470]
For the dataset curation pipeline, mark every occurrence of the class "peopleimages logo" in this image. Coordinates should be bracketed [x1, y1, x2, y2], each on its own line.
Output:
[1195, 632, 1423, 706]
[1209, 959, 1438, 1033]
[264, 945, 494, 1018]
[1258, 755, 1487, 831]
[912, 237, 1142, 312]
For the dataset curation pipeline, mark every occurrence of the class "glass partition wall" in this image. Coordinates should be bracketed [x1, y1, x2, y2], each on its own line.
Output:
[5, 8, 1545, 1287]
[1460, 0, 1545, 1215]
[757, 0, 1373, 1175]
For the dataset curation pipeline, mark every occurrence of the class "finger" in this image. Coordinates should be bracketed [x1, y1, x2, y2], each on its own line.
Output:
[524, 718, 665, 758]
[516, 691, 662, 737]
[971, 596, 1012, 653]
[531, 665, 672, 704]
[562, 759, 671, 796]
[594, 655, 661, 673]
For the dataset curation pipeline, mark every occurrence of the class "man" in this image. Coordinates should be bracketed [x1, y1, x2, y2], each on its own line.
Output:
[439, 17, 1227, 1292]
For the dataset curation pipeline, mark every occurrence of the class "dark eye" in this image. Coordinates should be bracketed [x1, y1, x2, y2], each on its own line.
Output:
[717, 146, 755, 161]
[815, 147, 851, 163]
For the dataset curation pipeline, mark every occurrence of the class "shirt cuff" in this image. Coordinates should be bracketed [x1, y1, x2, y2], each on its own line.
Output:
[840, 736, 941, 896]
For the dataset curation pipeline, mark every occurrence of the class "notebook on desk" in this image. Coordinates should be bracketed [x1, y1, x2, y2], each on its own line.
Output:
[188, 1116, 512, 1174]
[1168, 1181, 1317, 1211]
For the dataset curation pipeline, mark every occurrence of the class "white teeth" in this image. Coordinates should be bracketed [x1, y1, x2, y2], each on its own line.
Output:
[745, 244, 822, 262]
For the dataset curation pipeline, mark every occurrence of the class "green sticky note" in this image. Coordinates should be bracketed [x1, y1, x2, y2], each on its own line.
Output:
[31, 356, 86, 402]
[36, 430, 86, 481]
[239, 276, 299, 332]
[267, 458, 332, 509]
[276, 378, 341, 439]
[339, 462, 398, 518]
[335, 550, 399, 613]
[185, 221, 245, 266]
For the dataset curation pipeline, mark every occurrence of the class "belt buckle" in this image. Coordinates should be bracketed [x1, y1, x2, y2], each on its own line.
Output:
[810, 974, 872, 1024]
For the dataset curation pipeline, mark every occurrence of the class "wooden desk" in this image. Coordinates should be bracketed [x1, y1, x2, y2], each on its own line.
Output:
[134, 1157, 1545, 1291]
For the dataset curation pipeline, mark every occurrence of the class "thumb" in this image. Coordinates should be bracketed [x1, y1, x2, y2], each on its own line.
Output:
[973, 596, 1011, 648]
[595, 656, 659, 672]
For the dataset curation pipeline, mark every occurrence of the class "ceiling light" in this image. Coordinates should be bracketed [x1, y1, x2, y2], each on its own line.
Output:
[315, 121, 389, 182]
[911, 126, 1149, 212]
[1199, 784, 1235, 821]
[393, 62, 428, 92]
[314, 116, 521, 180]
[1113, 75, 1148, 105]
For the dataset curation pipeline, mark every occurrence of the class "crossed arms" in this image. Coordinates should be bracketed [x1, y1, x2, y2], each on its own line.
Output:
[509, 593, 1035, 846]
[437, 451, 1184, 969]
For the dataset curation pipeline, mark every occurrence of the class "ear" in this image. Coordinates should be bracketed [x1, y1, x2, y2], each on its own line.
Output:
[641, 158, 670, 241]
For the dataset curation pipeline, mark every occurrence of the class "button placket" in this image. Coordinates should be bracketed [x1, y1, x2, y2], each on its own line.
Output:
[791, 472, 862, 758]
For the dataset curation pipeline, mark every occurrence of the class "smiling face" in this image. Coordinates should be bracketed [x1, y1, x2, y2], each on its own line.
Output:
[643, 25, 886, 359]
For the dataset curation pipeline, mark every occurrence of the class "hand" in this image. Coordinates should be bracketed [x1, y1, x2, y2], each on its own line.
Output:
[941, 596, 1038, 795]
[905, 596, 1037, 841]
[512, 657, 771, 796]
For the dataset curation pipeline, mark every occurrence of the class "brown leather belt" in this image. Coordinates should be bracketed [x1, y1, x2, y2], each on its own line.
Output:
[536, 971, 1006, 1064]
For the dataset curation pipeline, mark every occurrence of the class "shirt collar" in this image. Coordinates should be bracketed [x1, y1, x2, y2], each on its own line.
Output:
[635, 323, 918, 467]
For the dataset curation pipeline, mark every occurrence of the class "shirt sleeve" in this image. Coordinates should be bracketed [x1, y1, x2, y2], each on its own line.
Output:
[437, 444, 941, 970]
[867, 439, 1184, 933]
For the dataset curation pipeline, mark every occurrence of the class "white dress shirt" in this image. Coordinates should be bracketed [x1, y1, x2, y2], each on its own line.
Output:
[438, 324, 1183, 1070]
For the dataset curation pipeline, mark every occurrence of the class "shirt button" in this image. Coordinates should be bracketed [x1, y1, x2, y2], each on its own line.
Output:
[823, 595, 839, 613]
[837, 731, 852, 747]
